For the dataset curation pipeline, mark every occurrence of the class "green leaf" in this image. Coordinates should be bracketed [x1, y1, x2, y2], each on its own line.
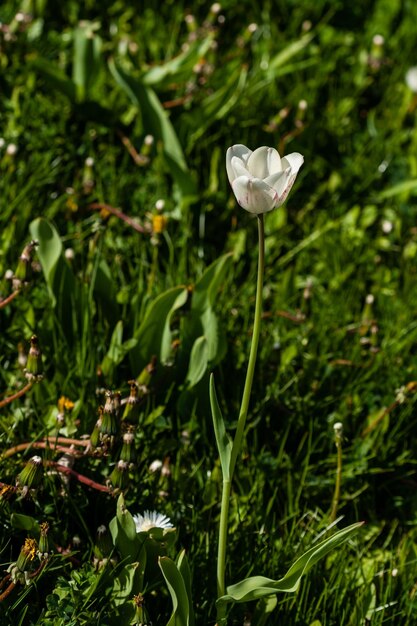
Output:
[210, 374, 232, 482]
[109, 59, 195, 197]
[73, 21, 103, 101]
[112, 560, 146, 607]
[29, 217, 77, 338]
[217, 522, 363, 606]
[10, 513, 40, 533]
[109, 494, 142, 563]
[159, 552, 191, 626]
[186, 336, 209, 388]
[129, 286, 188, 374]
[176, 550, 195, 626]
[142, 35, 214, 88]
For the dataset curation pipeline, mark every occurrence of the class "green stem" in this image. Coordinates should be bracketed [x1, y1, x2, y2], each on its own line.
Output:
[216, 214, 265, 621]
[330, 437, 342, 523]
[230, 214, 265, 477]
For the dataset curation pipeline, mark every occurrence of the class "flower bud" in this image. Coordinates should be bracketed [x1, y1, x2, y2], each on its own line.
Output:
[109, 460, 129, 491]
[122, 380, 140, 424]
[13, 240, 38, 290]
[93, 524, 113, 561]
[38, 522, 52, 560]
[100, 391, 120, 449]
[119, 431, 136, 466]
[16, 455, 44, 495]
[24, 335, 43, 382]
[8, 537, 38, 585]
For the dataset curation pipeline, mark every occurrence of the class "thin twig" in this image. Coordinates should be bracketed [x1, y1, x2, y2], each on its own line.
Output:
[0, 290, 20, 309]
[0, 581, 15, 602]
[0, 382, 33, 409]
[2, 442, 83, 460]
[117, 130, 150, 166]
[45, 461, 111, 493]
[89, 202, 148, 234]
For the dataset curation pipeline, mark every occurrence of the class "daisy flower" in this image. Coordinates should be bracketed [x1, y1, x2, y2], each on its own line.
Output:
[133, 510, 173, 533]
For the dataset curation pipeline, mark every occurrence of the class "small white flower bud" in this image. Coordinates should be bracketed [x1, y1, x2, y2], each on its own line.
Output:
[210, 3, 221, 13]
[405, 67, 417, 93]
[64, 248, 75, 261]
[85, 157, 95, 167]
[381, 219, 393, 234]
[333, 422, 343, 436]
[365, 294, 374, 305]
[0, 138, 5, 149]
[144, 134, 154, 146]
[6, 143, 18, 156]
[155, 199, 165, 211]
[372, 34, 385, 46]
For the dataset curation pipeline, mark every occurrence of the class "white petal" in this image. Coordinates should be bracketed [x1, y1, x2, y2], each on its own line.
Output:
[281, 152, 304, 175]
[226, 144, 252, 183]
[264, 169, 286, 190]
[265, 148, 282, 175]
[231, 156, 251, 178]
[246, 146, 270, 178]
[232, 176, 278, 214]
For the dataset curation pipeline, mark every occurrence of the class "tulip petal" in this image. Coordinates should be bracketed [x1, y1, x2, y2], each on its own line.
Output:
[281, 152, 304, 175]
[230, 156, 251, 179]
[264, 169, 286, 190]
[247, 146, 270, 178]
[226, 144, 252, 183]
[266, 148, 282, 175]
[232, 176, 278, 214]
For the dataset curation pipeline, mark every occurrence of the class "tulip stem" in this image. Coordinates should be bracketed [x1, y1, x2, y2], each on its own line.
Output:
[216, 214, 265, 622]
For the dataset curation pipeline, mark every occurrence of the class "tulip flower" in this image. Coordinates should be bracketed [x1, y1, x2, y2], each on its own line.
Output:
[226, 144, 303, 214]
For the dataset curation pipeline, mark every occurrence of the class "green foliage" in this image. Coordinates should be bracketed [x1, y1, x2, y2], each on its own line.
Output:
[1, 0, 417, 624]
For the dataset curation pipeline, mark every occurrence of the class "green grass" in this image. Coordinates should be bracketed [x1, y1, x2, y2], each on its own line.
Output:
[1, 0, 417, 624]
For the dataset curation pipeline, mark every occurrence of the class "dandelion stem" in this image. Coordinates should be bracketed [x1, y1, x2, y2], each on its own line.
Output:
[216, 214, 265, 621]
[0, 382, 33, 408]
[0, 290, 20, 309]
[330, 435, 343, 523]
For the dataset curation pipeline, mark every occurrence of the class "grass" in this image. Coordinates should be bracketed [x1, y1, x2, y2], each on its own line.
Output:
[1, 0, 417, 624]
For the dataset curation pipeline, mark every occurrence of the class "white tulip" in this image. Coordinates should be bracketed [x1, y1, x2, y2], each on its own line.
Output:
[226, 144, 304, 214]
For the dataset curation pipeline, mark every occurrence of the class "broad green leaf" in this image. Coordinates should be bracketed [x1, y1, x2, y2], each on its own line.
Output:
[186, 336, 208, 388]
[11, 513, 40, 533]
[210, 374, 232, 481]
[109, 59, 195, 197]
[112, 561, 146, 607]
[129, 286, 188, 374]
[176, 550, 195, 626]
[217, 522, 363, 606]
[184, 253, 232, 365]
[109, 494, 142, 563]
[73, 21, 103, 101]
[29, 217, 77, 338]
[159, 553, 191, 626]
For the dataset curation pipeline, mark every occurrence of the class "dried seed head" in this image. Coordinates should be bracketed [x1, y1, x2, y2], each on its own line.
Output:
[122, 380, 140, 424]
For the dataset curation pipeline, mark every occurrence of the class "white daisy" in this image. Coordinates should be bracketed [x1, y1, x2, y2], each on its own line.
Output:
[133, 510, 173, 533]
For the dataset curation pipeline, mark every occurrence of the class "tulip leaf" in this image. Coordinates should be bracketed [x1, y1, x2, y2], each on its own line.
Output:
[217, 522, 363, 607]
[129, 286, 188, 374]
[72, 21, 103, 101]
[108, 59, 195, 197]
[186, 336, 209, 388]
[159, 553, 192, 626]
[31, 57, 77, 102]
[142, 35, 213, 88]
[210, 374, 232, 482]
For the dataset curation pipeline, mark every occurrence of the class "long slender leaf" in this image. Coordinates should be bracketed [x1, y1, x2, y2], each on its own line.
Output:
[217, 522, 364, 606]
